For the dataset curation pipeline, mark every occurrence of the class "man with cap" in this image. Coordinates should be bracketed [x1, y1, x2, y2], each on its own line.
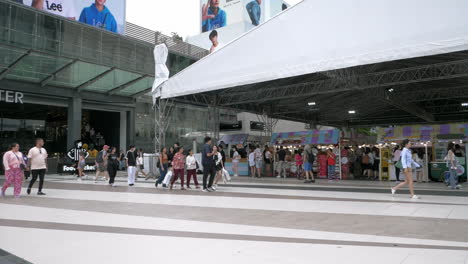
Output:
[94, 145, 109, 183]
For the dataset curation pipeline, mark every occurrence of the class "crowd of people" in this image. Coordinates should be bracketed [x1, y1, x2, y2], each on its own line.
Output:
[1, 137, 464, 199]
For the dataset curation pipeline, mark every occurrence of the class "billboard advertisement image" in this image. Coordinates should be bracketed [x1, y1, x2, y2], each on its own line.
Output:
[17, 0, 126, 34]
[193, 0, 283, 51]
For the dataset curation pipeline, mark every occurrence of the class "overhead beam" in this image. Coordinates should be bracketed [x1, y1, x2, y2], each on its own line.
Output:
[40, 59, 78, 87]
[219, 59, 468, 106]
[76, 67, 116, 92]
[107, 75, 148, 95]
[131, 87, 152, 98]
[0, 50, 32, 80]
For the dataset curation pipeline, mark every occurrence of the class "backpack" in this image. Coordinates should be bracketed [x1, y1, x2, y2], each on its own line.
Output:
[306, 150, 314, 163]
[362, 154, 370, 165]
[96, 151, 104, 163]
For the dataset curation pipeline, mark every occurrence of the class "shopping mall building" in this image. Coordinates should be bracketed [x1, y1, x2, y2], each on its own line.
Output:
[0, 1, 213, 156]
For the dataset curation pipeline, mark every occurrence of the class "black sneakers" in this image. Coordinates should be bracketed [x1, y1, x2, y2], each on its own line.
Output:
[37, 192, 46, 195]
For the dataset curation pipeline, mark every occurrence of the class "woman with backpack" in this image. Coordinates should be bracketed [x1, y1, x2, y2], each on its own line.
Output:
[303, 145, 315, 183]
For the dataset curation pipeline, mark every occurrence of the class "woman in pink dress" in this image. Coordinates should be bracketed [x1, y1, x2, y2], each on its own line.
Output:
[2, 143, 25, 198]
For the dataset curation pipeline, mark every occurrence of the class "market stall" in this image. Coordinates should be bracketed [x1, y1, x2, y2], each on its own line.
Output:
[217, 134, 250, 176]
[377, 123, 468, 182]
[270, 129, 341, 179]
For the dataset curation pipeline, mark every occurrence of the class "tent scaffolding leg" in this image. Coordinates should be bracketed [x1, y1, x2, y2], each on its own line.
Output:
[154, 96, 174, 158]
[256, 109, 279, 140]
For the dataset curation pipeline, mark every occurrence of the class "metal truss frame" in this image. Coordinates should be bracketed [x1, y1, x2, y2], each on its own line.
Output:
[218, 59, 468, 106]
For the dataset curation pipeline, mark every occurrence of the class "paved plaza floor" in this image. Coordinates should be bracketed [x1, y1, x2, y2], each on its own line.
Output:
[1, 173, 467, 264]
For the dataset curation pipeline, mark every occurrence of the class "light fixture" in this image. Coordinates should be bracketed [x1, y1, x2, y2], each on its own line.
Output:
[348, 110, 356, 114]
[308, 102, 316, 106]
[388, 88, 394, 92]
[462, 102, 468, 107]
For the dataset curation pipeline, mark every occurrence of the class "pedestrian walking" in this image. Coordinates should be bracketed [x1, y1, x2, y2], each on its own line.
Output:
[202, 137, 216, 192]
[212, 145, 224, 189]
[445, 142, 461, 190]
[186, 149, 200, 189]
[27, 138, 48, 195]
[249, 147, 256, 178]
[263, 145, 272, 177]
[2, 143, 25, 198]
[77, 152, 86, 181]
[126, 145, 137, 186]
[118, 149, 126, 171]
[94, 145, 109, 183]
[391, 139, 420, 199]
[107, 147, 119, 186]
[136, 148, 148, 179]
[155, 147, 169, 188]
[393, 146, 402, 182]
[170, 147, 186, 190]
[232, 146, 241, 177]
[327, 148, 337, 181]
[303, 145, 315, 183]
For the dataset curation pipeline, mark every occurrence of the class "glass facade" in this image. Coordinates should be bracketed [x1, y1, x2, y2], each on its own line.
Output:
[0, 103, 67, 153]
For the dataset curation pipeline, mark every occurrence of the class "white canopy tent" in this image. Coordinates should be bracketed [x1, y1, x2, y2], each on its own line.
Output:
[159, 0, 468, 99]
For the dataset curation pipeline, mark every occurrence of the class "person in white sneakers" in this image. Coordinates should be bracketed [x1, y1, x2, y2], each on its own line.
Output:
[126, 145, 137, 186]
[391, 139, 420, 199]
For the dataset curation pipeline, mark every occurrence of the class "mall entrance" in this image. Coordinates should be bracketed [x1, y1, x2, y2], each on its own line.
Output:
[81, 110, 121, 151]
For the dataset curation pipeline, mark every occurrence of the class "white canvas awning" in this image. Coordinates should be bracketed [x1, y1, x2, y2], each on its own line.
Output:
[161, 0, 468, 99]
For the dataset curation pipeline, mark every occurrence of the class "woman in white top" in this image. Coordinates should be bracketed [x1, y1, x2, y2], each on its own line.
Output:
[248, 148, 256, 178]
[231, 146, 241, 177]
[391, 139, 420, 199]
[185, 149, 200, 189]
[2, 143, 25, 198]
[212, 146, 224, 189]
[446, 142, 460, 189]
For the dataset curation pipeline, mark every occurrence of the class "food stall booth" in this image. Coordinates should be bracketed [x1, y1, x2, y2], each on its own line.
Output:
[218, 134, 268, 176]
[377, 123, 468, 183]
[270, 129, 341, 179]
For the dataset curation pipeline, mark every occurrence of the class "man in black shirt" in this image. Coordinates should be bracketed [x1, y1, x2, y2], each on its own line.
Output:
[277, 146, 286, 178]
[126, 145, 137, 186]
[202, 137, 216, 192]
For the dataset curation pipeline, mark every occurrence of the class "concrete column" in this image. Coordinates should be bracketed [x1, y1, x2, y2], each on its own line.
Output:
[127, 109, 135, 147]
[120, 111, 127, 151]
[67, 97, 82, 150]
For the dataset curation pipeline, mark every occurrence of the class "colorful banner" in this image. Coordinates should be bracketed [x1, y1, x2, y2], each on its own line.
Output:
[377, 123, 468, 142]
[270, 129, 340, 146]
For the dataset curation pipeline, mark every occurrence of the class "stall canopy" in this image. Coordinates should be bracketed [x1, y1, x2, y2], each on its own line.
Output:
[271, 129, 340, 146]
[158, 0, 468, 127]
[377, 123, 468, 143]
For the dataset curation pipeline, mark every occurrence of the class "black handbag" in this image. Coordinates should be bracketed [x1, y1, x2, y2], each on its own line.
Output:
[13, 153, 26, 171]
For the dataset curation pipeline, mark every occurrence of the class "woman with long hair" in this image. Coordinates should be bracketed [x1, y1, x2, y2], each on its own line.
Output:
[186, 149, 200, 189]
[446, 142, 460, 189]
[155, 147, 169, 188]
[392, 145, 402, 182]
[231, 146, 240, 177]
[391, 139, 420, 199]
[2, 143, 25, 198]
[107, 147, 119, 187]
[212, 145, 224, 189]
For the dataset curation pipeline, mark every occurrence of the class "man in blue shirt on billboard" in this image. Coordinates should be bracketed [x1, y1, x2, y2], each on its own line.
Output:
[246, 0, 261, 26]
[202, 0, 227, 33]
[79, 0, 118, 33]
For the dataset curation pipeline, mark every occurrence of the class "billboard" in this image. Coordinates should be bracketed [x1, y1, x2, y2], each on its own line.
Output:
[18, 0, 126, 34]
[193, 0, 283, 51]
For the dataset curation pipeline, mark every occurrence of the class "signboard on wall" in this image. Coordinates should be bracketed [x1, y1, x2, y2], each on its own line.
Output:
[18, 0, 126, 34]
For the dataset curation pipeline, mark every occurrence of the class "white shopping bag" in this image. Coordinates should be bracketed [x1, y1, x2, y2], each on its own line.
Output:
[222, 168, 231, 182]
[162, 169, 173, 185]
